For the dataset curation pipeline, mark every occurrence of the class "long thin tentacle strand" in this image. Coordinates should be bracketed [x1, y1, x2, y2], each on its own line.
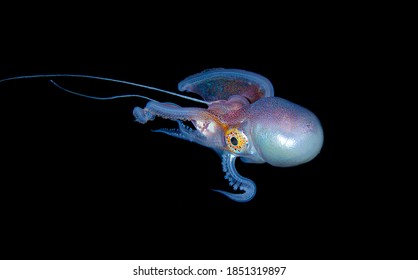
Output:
[0, 74, 209, 105]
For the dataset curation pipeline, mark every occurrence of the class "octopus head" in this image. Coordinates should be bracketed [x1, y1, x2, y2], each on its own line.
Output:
[249, 97, 324, 167]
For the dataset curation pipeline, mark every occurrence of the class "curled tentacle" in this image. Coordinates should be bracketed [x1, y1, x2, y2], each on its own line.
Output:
[212, 152, 256, 202]
[133, 107, 155, 124]
[133, 101, 205, 124]
[133, 101, 182, 124]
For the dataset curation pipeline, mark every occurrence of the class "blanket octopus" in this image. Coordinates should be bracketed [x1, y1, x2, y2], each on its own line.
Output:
[0, 68, 324, 202]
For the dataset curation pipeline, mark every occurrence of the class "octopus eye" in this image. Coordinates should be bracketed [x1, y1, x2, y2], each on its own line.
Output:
[225, 128, 248, 154]
[230, 137, 238, 146]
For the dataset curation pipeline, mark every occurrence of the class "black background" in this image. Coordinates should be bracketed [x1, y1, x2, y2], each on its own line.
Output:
[0, 6, 413, 261]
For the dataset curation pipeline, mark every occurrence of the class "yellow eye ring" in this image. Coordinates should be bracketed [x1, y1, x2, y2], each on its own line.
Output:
[225, 128, 248, 154]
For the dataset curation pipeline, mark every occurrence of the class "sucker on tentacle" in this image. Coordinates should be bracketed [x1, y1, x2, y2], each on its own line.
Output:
[152, 120, 206, 144]
[211, 152, 256, 203]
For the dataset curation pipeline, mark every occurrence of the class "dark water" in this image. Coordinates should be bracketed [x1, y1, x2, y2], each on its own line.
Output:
[0, 41, 410, 261]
